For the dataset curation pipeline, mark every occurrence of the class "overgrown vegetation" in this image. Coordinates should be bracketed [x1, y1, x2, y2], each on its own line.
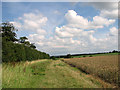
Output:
[2, 60, 114, 88]
[2, 60, 52, 88]
[1, 22, 50, 62]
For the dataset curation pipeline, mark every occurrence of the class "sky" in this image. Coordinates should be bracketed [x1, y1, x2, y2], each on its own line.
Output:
[2, 2, 118, 56]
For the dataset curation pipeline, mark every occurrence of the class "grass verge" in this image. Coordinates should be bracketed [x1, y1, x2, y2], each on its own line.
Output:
[2, 60, 52, 88]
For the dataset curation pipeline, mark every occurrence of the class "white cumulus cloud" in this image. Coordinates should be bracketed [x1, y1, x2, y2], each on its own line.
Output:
[65, 10, 115, 29]
[11, 9, 117, 55]
[11, 11, 48, 35]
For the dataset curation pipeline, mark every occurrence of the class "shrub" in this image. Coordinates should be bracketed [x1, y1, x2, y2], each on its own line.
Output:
[89, 55, 92, 57]
[83, 55, 86, 57]
[66, 54, 71, 58]
[50, 56, 56, 60]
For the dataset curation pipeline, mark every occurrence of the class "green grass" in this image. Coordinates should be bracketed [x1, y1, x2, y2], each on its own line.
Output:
[40, 60, 113, 88]
[71, 52, 119, 58]
[3, 59, 115, 88]
[0, 64, 2, 90]
[2, 60, 52, 88]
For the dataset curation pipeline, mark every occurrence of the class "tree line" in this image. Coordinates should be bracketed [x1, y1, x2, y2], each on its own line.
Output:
[52, 50, 120, 59]
[1, 22, 50, 62]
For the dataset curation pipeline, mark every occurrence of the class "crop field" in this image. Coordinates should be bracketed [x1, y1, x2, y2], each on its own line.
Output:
[63, 55, 119, 86]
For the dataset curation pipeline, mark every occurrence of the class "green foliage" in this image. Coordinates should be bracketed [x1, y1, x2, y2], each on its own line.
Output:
[2, 22, 50, 62]
[2, 41, 50, 62]
[30, 43, 36, 49]
[24, 41, 30, 46]
[1, 22, 18, 42]
[50, 56, 56, 60]
[66, 54, 71, 58]
[89, 55, 92, 57]
[2, 40, 17, 62]
[83, 55, 86, 57]
[14, 44, 26, 61]
[19, 36, 28, 43]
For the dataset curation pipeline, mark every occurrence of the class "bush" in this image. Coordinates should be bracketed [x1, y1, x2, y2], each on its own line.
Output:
[66, 54, 71, 58]
[89, 55, 92, 57]
[50, 56, 56, 60]
[83, 55, 86, 57]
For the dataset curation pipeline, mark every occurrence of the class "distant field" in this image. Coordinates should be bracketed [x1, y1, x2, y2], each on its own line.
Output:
[71, 53, 119, 58]
[63, 55, 119, 86]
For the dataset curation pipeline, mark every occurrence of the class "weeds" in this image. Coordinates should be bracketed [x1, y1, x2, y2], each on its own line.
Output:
[2, 60, 52, 88]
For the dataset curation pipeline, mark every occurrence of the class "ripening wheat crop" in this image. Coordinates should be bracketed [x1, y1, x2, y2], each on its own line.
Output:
[63, 55, 119, 86]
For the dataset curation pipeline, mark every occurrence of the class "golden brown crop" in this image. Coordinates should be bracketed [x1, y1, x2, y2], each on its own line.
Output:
[63, 55, 119, 86]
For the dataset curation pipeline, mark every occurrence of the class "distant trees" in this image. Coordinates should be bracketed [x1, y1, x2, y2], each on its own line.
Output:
[1, 22, 50, 62]
[19, 36, 28, 43]
[112, 50, 118, 53]
[50, 56, 56, 60]
[24, 41, 30, 46]
[19, 37, 36, 49]
[30, 43, 36, 49]
[66, 54, 71, 58]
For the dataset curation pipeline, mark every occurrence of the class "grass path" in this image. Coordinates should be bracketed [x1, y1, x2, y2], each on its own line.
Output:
[40, 60, 113, 88]
[3, 60, 114, 88]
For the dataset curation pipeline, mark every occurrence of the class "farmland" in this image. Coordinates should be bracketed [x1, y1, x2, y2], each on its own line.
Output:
[1, 20, 119, 88]
[71, 52, 119, 58]
[63, 55, 119, 86]
[2, 58, 116, 88]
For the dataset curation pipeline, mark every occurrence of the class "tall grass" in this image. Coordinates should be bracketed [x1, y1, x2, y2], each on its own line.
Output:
[2, 60, 52, 88]
[63, 55, 119, 86]
[0, 64, 2, 89]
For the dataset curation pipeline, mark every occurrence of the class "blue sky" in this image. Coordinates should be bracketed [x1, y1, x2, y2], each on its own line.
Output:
[2, 2, 118, 55]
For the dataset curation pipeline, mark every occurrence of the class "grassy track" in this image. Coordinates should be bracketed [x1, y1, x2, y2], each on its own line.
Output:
[43, 60, 113, 88]
[2, 59, 114, 88]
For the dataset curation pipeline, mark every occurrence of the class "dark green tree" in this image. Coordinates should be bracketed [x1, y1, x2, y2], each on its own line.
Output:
[1, 22, 50, 62]
[1, 22, 18, 42]
[66, 54, 71, 58]
[112, 50, 118, 53]
[19, 36, 28, 43]
[24, 41, 30, 46]
[30, 43, 36, 49]
[50, 56, 56, 60]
